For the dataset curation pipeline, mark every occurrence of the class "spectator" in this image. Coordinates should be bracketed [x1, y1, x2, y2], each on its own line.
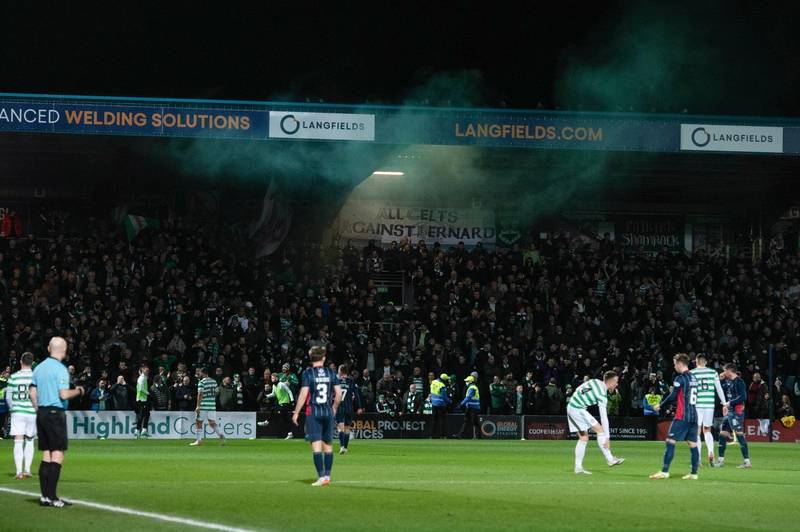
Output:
[627, 376, 642, 416]
[218, 376, 236, 411]
[643, 387, 661, 416]
[155, 353, 177, 375]
[607, 388, 621, 416]
[90, 379, 110, 412]
[256, 382, 274, 414]
[513, 384, 526, 415]
[747, 373, 769, 419]
[0, 368, 9, 436]
[150, 376, 170, 411]
[545, 378, 564, 415]
[375, 394, 396, 416]
[489, 375, 507, 414]
[110, 375, 132, 411]
[778, 394, 794, 420]
[0, 208, 794, 429]
[401, 383, 423, 415]
[173, 376, 195, 411]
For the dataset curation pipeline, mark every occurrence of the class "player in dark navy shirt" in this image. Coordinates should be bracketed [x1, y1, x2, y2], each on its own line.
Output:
[335, 364, 363, 455]
[650, 353, 701, 480]
[292, 346, 342, 487]
[717, 364, 752, 468]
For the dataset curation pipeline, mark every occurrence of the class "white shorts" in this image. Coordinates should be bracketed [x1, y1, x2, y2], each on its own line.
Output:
[10, 413, 37, 438]
[196, 410, 217, 423]
[567, 406, 598, 433]
[696, 408, 714, 428]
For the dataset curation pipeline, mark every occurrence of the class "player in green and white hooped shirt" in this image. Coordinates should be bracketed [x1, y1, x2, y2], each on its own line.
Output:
[567, 370, 626, 474]
[690, 354, 727, 465]
[7, 352, 37, 479]
[135, 366, 151, 438]
[190, 367, 225, 446]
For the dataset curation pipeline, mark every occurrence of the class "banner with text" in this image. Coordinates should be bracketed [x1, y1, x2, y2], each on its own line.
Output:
[680, 124, 783, 154]
[614, 215, 685, 253]
[334, 201, 495, 247]
[526, 416, 655, 440]
[9, 94, 800, 154]
[0, 102, 268, 139]
[67, 410, 256, 439]
[268, 111, 374, 141]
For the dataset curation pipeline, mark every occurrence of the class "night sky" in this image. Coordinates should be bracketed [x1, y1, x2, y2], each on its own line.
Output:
[1, 1, 799, 116]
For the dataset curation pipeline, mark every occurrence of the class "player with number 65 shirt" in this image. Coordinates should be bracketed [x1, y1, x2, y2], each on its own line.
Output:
[292, 346, 342, 487]
[650, 353, 700, 480]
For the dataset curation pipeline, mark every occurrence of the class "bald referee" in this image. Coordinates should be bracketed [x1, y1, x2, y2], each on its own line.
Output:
[29, 337, 85, 508]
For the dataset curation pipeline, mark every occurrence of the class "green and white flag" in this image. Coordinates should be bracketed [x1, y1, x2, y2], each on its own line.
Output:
[123, 214, 160, 241]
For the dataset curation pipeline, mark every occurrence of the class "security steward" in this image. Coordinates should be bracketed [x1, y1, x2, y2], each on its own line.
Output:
[29, 337, 85, 508]
[429, 374, 451, 439]
[457, 375, 482, 439]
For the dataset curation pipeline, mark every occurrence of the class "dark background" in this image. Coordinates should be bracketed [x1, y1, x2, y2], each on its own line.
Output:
[1, 1, 799, 116]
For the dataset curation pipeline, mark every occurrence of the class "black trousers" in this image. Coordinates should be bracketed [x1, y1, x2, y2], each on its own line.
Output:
[459, 409, 482, 439]
[135, 401, 151, 432]
[432, 406, 447, 438]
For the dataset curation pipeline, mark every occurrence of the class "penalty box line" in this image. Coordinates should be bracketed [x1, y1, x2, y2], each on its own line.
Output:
[0, 486, 259, 532]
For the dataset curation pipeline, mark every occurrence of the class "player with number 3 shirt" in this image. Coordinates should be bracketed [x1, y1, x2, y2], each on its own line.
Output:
[292, 346, 342, 487]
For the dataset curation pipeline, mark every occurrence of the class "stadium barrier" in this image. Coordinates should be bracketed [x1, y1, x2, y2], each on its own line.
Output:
[66, 410, 256, 439]
[657, 419, 800, 443]
[255, 413, 432, 439]
[524, 416, 656, 441]
[255, 413, 651, 440]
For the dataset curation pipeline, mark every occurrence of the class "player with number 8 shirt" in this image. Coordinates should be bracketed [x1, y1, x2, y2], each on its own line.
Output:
[650, 353, 700, 480]
[292, 346, 342, 487]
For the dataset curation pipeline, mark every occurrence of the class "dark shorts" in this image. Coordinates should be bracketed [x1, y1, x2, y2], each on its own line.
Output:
[667, 419, 697, 442]
[335, 410, 353, 425]
[305, 412, 334, 443]
[721, 413, 745, 433]
[37, 408, 68, 452]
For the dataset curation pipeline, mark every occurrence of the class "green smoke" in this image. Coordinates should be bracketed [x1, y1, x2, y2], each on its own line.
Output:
[157, 3, 770, 245]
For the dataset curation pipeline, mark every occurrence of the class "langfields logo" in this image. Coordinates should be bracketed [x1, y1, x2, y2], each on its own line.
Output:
[269, 111, 374, 141]
[680, 123, 783, 153]
[279, 114, 301, 135]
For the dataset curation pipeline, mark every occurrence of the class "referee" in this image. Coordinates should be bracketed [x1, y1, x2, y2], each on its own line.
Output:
[29, 337, 84, 508]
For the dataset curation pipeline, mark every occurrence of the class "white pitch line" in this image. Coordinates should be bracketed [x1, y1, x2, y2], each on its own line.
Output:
[0, 487, 259, 532]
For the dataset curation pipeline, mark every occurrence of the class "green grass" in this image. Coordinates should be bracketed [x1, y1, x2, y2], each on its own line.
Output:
[0, 439, 797, 531]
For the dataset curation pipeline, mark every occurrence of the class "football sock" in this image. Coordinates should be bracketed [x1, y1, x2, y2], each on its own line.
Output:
[343, 432, 350, 449]
[13, 440, 23, 474]
[38, 461, 50, 498]
[596, 433, 614, 463]
[703, 431, 715, 457]
[695, 432, 702, 456]
[574, 440, 587, 470]
[312, 452, 324, 478]
[736, 433, 749, 459]
[690, 446, 699, 474]
[718, 435, 727, 458]
[338, 432, 346, 448]
[662, 442, 676, 473]
[49, 462, 62, 501]
[23, 438, 34, 473]
[324, 452, 334, 477]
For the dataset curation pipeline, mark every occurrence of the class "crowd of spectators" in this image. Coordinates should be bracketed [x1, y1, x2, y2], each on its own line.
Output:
[0, 214, 799, 428]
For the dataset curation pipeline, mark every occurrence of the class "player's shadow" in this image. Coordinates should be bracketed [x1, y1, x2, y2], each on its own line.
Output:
[291, 479, 424, 493]
[333, 485, 424, 494]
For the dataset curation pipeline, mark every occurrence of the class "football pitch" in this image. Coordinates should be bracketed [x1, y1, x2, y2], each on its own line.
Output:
[0, 439, 797, 531]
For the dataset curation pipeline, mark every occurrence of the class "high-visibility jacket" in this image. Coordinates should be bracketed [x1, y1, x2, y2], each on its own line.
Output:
[459, 384, 481, 411]
[430, 379, 450, 407]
